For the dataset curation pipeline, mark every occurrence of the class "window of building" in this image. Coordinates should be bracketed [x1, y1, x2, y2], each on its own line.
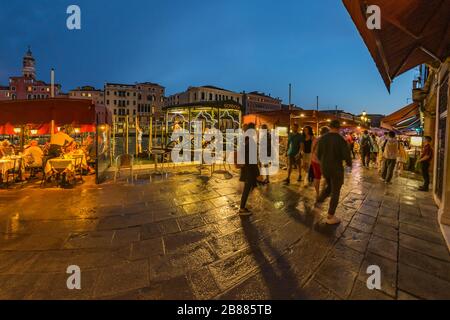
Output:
[209, 93, 213, 100]
[201, 92, 205, 100]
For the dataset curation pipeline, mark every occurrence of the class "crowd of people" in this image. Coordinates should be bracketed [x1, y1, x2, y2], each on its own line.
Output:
[237, 120, 434, 225]
[0, 127, 97, 185]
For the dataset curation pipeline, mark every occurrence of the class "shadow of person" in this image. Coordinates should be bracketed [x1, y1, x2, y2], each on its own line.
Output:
[240, 218, 308, 300]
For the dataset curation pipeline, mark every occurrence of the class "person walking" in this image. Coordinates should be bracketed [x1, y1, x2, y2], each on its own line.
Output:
[316, 120, 352, 225]
[396, 141, 408, 176]
[311, 126, 329, 201]
[301, 126, 314, 187]
[239, 123, 260, 216]
[381, 131, 399, 184]
[346, 133, 356, 159]
[418, 136, 433, 191]
[370, 133, 379, 168]
[284, 123, 303, 185]
[260, 124, 272, 184]
[360, 130, 372, 168]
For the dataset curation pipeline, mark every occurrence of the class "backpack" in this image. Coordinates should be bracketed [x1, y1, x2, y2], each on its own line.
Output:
[361, 136, 371, 150]
[383, 139, 399, 159]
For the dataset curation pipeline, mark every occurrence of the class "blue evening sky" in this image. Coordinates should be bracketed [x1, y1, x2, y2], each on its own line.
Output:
[0, 0, 415, 115]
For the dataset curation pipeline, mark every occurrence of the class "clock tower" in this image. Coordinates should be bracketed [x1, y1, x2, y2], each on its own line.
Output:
[22, 46, 36, 79]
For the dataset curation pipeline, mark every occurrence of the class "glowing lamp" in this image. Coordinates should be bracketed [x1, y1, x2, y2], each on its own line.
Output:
[30, 129, 38, 135]
[13, 127, 21, 134]
[74, 128, 81, 134]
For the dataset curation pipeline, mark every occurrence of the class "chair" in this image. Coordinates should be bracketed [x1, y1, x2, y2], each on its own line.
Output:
[4, 158, 19, 188]
[114, 154, 134, 183]
[72, 155, 84, 183]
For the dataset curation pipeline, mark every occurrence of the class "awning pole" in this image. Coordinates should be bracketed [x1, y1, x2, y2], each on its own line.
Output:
[125, 115, 129, 154]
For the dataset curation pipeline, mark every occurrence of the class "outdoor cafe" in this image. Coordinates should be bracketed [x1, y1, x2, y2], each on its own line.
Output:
[0, 98, 112, 187]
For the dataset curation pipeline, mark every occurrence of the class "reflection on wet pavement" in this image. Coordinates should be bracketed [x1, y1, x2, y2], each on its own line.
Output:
[0, 164, 449, 300]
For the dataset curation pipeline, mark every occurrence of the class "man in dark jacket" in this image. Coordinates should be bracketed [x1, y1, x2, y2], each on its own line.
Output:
[316, 120, 352, 225]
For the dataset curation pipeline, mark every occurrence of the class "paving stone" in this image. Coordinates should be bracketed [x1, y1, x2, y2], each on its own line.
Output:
[358, 252, 397, 297]
[93, 260, 149, 298]
[218, 273, 273, 300]
[399, 233, 450, 262]
[0, 251, 41, 274]
[209, 248, 260, 291]
[349, 215, 374, 234]
[301, 280, 340, 300]
[208, 229, 249, 257]
[64, 231, 114, 249]
[373, 222, 398, 242]
[188, 267, 221, 300]
[177, 214, 205, 231]
[112, 227, 140, 246]
[357, 205, 379, 218]
[28, 270, 100, 300]
[130, 237, 164, 260]
[377, 216, 399, 228]
[397, 290, 419, 300]
[399, 222, 445, 245]
[378, 206, 398, 219]
[338, 227, 371, 253]
[367, 235, 398, 262]
[328, 242, 365, 271]
[163, 225, 216, 253]
[349, 280, 393, 300]
[398, 263, 450, 299]
[399, 246, 450, 282]
[314, 256, 358, 299]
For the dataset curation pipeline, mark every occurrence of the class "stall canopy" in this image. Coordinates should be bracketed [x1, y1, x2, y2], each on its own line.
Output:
[243, 109, 365, 129]
[0, 99, 111, 134]
[381, 102, 421, 135]
[343, 0, 450, 92]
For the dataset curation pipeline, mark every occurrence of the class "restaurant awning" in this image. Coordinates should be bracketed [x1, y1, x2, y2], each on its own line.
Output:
[381, 102, 421, 134]
[343, 0, 450, 92]
[243, 109, 365, 129]
[0, 98, 111, 129]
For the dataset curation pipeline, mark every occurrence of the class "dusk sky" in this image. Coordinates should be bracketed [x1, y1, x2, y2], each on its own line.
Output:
[0, 0, 416, 115]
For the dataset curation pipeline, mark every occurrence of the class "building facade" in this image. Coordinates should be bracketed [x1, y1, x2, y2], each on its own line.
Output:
[105, 82, 165, 125]
[2, 48, 61, 100]
[413, 59, 450, 240]
[0, 86, 9, 101]
[165, 85, 242, 107]
[242, 91, 282, 114]
[69, 86, 105, 106]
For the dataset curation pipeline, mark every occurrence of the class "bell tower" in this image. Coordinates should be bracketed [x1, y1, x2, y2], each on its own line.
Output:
[22, 46, 36, 79]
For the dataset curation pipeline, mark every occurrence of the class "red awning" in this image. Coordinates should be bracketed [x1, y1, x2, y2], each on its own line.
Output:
[0, 99, 111, 126]
[343, 0, 450, 92]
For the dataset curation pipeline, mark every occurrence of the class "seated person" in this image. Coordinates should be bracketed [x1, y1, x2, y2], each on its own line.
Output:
[83, 135, 97, 163]
[66, 142, 95, 175]
[0, 140, 14, 157]
[24, 140, 44, 168]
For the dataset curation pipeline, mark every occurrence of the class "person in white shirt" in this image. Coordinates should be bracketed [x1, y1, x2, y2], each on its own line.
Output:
[24, 140, 44, 167]
[48, 127, 74, 158]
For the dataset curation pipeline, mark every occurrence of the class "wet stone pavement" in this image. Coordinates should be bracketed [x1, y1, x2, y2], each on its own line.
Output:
[0, 164, 450, 300]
